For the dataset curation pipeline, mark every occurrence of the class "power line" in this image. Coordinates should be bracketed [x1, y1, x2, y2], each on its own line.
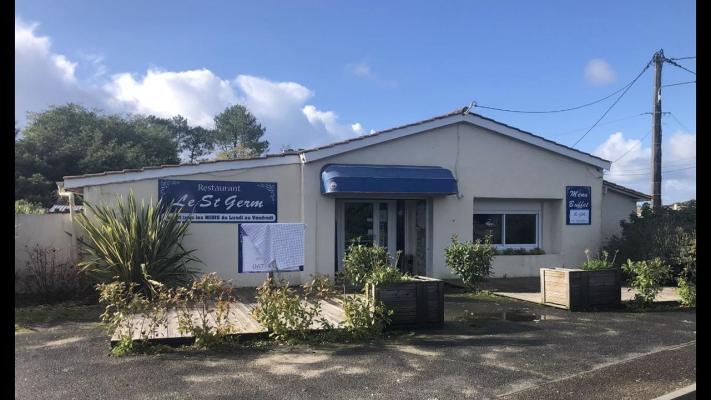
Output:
[662, 80, 696, 88]
[610, 157, 696, 172]
[571, 60, 653, 147]
[610, 117, 677, 165]
[611, 129, 653, 163]
[472, 58, 653, 114]
[548, 112, 647, 138]
[664, 58, 696, 75]
[607, 165, 695, 176]
[667, 112, 692, 132]
[668, 56, 696, 61]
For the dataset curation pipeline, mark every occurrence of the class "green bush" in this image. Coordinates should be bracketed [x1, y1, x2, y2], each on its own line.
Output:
[365, 264, 410, 287]
[251, 277, 323, 342]
[677, 277, 696, 308]
[605, 201, 695, 281]
[495, 247, 545, 255]
[15, 199, 46, 214]
[341, 294, 392, 339]
[75, 192, 200, 297]
[342, 242, 390, 287]
[444, 234, 495, 290]
[581, 249, 618, 271]
[96, 281, 169, 355]
[622, 258, 672, 307]
[174, 273, 237, 347]
[676, 232, 696, 307]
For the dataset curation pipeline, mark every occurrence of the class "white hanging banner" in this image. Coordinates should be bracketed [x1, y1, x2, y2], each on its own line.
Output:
[238, 223, 305, 273]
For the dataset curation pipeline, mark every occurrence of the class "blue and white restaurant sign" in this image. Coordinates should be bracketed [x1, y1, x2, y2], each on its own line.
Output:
[566, 186, 591, 225]
[158, 179, 277, 223]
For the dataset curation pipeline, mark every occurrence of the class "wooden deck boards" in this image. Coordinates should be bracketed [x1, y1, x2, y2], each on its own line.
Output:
[111, 296, 349, 343]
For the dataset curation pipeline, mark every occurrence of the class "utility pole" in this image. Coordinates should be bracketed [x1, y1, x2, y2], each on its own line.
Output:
[651, 49, 664, 210]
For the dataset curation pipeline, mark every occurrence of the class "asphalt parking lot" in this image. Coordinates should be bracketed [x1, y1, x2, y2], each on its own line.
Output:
[15, 295, 696, 400]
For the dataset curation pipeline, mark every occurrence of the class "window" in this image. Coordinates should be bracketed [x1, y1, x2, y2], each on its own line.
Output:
[473, 212, 539, 248]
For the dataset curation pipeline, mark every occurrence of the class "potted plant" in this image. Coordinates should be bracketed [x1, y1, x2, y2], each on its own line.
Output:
[540, 250, 622, 310]
[344, 243, 444, 328]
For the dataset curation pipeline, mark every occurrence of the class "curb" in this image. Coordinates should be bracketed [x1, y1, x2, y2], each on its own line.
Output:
[652, 383, 696, 400]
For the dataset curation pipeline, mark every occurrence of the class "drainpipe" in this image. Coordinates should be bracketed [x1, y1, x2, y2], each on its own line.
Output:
[56, 182, 78, 264]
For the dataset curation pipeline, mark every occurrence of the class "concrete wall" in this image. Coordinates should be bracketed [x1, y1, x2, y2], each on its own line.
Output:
[601, 188, 638, 243]
[303, 122, 604, 280]
[15, 214, 75, 273]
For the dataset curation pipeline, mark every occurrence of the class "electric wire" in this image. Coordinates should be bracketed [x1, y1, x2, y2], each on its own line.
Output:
[662, 80, 696, 88]
[571, 61, 653, 147]
[472, 58, 653, 114]
[664, 58, 696, 76]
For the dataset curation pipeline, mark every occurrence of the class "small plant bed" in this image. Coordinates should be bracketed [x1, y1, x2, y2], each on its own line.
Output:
[540, 250, 622, 311]
[368, 276, 445, 328]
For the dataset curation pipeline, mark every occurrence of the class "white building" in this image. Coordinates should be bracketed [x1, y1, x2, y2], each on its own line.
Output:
[61, 108, 650, 286]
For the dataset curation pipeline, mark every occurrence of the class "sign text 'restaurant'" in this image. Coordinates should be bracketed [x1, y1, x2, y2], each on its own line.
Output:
[158, 179, 277, 223]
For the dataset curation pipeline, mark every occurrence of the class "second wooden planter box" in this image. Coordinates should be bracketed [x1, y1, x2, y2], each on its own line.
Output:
[368, 276, 444, 328]
[540, 268, 621, 311]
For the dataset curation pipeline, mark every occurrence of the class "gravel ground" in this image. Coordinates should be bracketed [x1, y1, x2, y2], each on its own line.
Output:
[15, 296, 696, 399]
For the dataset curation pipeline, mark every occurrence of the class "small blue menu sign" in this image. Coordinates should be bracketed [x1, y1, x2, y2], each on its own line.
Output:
[566, 186, 591, 225]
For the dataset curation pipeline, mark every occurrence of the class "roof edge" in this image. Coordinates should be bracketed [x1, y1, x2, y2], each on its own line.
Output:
[603, 180, 652, 200]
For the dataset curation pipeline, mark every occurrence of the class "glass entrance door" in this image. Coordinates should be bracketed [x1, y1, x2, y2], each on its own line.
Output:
[337, 200, 396, 270]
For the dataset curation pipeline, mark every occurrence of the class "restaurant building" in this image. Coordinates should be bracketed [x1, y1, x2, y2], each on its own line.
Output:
[62, 107, 650, 286]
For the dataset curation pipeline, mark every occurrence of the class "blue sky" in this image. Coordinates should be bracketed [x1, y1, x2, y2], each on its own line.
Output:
[15, 1, 696, 202]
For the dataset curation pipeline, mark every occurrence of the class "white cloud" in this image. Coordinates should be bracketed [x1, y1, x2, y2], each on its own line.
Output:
[302, 105, 363, 138]
[346, 60, 396, 87]
[594, 130, 696, 203]
[105, 69, 237, 128]
[15, 17, 100, 125]
[15, 16, 367, 152]
[351, 123, 364, 135]
[584, 59, 616, 86]
[348, 61, 372, 78]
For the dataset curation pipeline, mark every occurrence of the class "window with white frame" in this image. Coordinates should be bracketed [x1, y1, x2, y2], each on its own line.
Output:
[473, 211, 539, 248]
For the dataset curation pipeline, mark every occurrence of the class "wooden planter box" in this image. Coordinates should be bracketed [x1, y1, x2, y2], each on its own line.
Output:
[540, 268, 621, 311]
[369, 276, 444, 328]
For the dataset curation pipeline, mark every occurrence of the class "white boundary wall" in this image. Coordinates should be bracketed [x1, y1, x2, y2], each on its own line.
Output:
[14, 214, 75, 274]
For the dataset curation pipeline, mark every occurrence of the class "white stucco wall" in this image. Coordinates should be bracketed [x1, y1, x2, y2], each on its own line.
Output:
[601, 188, 638, 243]
[75, 121, 607, 286]
[303, 122, 604, 280]
[15, 214, 75, 274]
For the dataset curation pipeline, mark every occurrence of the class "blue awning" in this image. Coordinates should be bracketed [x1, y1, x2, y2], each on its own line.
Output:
[321, 164, 458, 196]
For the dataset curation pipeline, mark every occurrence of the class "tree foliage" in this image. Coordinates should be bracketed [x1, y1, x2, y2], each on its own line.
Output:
[15, 104, 180, 206]
[213, 104, 269, 159]
[604, 201, 696, 281]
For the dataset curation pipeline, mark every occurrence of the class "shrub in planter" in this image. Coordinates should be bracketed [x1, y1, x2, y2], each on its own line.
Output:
[496, 247, 545, 256]
[75, 192, 200, 297]
[342, 242, 390, 287]
[622, 258, 672, 307]
[444, 234, 495, 291]
[365, 264, 410, 287]
[581, 249, 619, 271]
